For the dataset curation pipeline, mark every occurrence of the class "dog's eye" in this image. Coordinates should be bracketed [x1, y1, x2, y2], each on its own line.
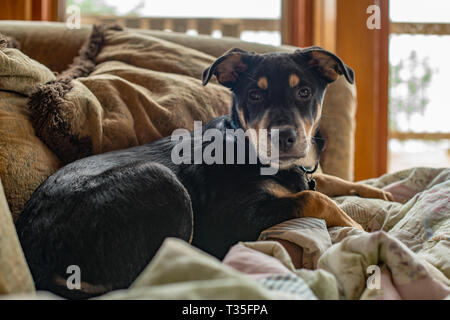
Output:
[248, 90, 263, 102]
[298, 87, 312, 99]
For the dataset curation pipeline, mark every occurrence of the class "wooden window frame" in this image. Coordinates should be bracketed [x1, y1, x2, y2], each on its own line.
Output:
[0, 0, 63, 21]
[281, 0, 314, 47]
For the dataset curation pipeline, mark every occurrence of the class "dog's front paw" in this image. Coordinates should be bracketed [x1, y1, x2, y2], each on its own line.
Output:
[352, 184, 394, 202]
[345, 220, 364, 230]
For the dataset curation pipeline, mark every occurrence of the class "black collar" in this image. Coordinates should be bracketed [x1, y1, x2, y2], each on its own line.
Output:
[299, 162, 319, 175]
[299, 162, 319, 191]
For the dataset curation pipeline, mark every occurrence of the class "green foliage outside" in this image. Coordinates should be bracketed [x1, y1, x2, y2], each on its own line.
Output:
[389, 51, 433, 131]
[66, 0, 116, 15]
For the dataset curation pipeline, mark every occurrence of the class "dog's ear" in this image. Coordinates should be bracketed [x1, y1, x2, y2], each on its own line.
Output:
[295, 47, 354, 84]
[202, 48, 250, 87]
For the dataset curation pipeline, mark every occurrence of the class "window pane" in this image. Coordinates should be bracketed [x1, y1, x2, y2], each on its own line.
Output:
[388, 34, 450, 171]
[68, 0, 281, 18]
[67, 0, 281, 45]
[389, 34, 450, 133]
[388, 140, 450, 171]
[390, 0, 450, 23]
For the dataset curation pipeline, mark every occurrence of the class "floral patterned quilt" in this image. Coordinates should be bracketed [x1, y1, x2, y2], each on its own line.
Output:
[255, 167, 450, 299]
[3, 167, 449, 300]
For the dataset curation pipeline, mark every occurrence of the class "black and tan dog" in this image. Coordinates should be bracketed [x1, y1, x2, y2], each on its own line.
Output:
[16, 47, 393, 299]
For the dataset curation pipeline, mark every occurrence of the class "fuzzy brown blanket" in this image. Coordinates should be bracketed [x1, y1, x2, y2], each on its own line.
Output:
[0, 33, 61, 220]
[28, 25, 232, 164]
[0, 26, 232, 219]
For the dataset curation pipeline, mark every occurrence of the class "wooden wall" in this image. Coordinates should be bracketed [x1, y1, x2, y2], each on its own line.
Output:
[281, 0, 313, 47]
[0, 0, 62, 21]
[335, 0, 389, 180]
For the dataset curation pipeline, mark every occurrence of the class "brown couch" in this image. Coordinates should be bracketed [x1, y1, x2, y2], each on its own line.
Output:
[0, 20, 357, 217]
[0, 21, 356, 296]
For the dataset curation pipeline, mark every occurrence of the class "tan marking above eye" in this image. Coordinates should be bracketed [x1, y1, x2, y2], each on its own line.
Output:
[289, 74, 300, 87]
[257, 77, 268, 90]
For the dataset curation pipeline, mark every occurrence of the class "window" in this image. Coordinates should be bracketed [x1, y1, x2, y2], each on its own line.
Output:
[66, 0, 282, 46]
[388, 0, 450, 171]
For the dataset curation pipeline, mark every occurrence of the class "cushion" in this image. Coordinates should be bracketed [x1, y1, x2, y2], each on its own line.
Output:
[28, 25, 232, 164]
[320, 76, 357, 181]
[0, 179, 35, 294]
[0, 36, 61, 220]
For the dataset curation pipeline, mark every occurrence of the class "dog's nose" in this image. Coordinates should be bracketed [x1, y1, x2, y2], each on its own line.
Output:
[278, 128, 297, 152]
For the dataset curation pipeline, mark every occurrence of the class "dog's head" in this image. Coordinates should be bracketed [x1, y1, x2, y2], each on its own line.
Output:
[202, 47, 354, 168]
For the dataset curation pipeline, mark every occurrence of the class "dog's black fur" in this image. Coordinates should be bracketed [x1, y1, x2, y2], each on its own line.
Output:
[16, 47, 354, 299]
